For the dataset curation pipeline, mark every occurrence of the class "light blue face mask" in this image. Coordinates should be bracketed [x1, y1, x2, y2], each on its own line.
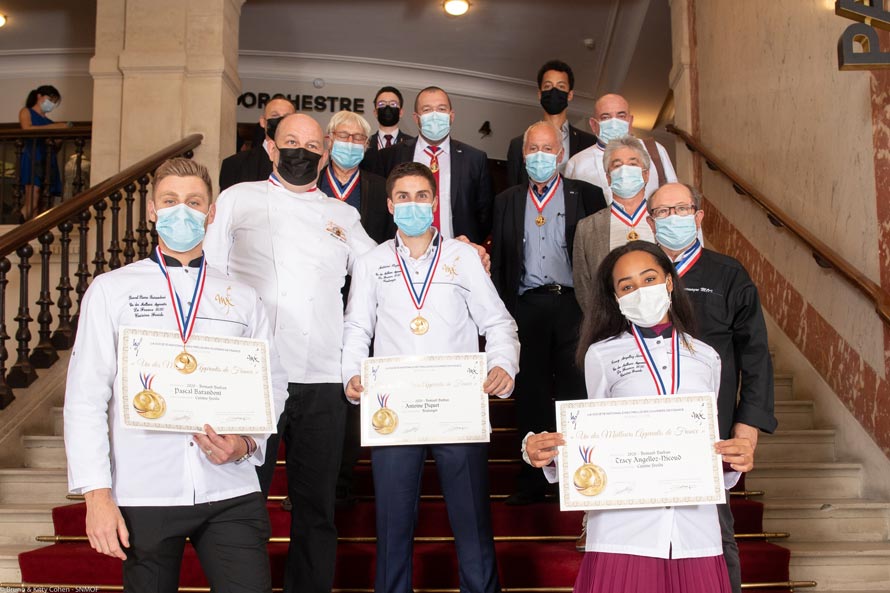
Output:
[155, 203, 207, 252]
[419, 112, 451, 142]
[597, 117, 630, 145]
[330, 140, 365, 170]
[524, 151, 559, 184]
[654, 214, 698, 250]
[609, 165, 646, 199]
[393, 202, 434, 237]
[40, 98, 56, 114]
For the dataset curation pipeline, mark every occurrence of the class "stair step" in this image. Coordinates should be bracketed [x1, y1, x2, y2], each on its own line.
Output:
[22, 436, 66, 469]
[775, 373, 794, 401]
[745, 463, 862, 499]
[0, 544, 43, 583]
[756, 429, 837, 462]
[0, 469, 70, 504]
[763, 499, 890, 542]
[774, 400, 815, 430]
[0, 505, 56, 544]
[51, 407, 63, 436]
[786, 541, 890, 591]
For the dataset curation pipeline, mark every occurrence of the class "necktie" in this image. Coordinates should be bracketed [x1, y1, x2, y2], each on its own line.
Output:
[424, 146, 441, 231]
[384, 134, 393, 148]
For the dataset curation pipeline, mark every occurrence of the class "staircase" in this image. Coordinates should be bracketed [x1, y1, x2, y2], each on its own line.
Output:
[0, 350, 888, 591]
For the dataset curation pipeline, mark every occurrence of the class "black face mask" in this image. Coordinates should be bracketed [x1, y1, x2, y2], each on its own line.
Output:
[276, 147, 321, 186]
[539, 88, 569, 116]
[376, 105, 400, 127]
[265, 116, 284, 140]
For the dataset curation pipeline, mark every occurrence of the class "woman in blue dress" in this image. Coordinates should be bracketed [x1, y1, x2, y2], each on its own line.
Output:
[18, 85, 67, 220]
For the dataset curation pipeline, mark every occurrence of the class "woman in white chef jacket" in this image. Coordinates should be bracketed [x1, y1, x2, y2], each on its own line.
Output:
[523, 241, 754, 593]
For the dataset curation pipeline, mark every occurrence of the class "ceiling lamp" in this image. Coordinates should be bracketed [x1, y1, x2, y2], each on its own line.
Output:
[443, 0, 470, 16]
[0, 14, 7, 27]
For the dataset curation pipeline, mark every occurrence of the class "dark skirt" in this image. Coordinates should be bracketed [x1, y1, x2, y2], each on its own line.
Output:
[573, 551, 732, 593]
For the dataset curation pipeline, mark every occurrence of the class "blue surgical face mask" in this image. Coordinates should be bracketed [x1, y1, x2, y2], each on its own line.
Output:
[155, 203, 207, 252]
[524, 151, 559, 184]
[393, 202, 434, 237]
[598, 117, 630, 145]
[40, 98, 56, 114]
[609, 165, 646, 199]
[654, 214, 698, 251]
[419, 112, 451, 142]
[330, 140, 365, 170]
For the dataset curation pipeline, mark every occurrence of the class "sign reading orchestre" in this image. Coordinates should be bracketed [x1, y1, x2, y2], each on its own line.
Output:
[118, 327, 276, 434]
[360, 353, 490, 447]
[555, 393, 724, 511]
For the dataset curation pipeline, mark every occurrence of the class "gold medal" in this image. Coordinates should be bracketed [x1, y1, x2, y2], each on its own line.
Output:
[573, 462, 607, 496]
[174, 350, 198, 374]
[627, 229, 639, 241]
[371, 407, 399, 434]
[535, 214, 546, 226]
[410, 315, 430, 335]
[133, 389, 167, 419]
[429, 161, 439, 173]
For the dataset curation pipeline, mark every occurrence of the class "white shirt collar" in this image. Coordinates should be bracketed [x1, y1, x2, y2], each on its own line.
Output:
[416, 135, 451, 156]
[395, 229, 440, 262]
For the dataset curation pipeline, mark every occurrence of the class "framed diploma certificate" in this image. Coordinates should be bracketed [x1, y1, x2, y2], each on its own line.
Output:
[360, 353, 489, 446]
[555, 393, 723, 511]
[118, 327, 276, 434]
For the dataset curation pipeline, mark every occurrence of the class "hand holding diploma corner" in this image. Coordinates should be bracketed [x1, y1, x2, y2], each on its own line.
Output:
[345, 365, 514, 401]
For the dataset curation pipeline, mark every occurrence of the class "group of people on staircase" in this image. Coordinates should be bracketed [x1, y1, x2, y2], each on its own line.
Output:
[62, 58, 777, 593]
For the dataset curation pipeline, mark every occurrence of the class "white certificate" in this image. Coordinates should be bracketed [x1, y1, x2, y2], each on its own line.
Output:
[360, 353, 489, 446]
[555, 393, 723, 511]
[118, 327, 276, 434]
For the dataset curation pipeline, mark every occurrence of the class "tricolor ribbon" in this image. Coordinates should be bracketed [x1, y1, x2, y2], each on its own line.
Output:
[325, 168, 360, 203]
[139, 372, 155, 390]
[630, 324, 681, 395]
[610, 200, 647, 229]
[579, 445, 594, 463]
[377, 394, 390, 409]
[154, 246, 207, 349]
[674, 239, 703, 278]
[528, 175, 562, 215]
[395, 234, 443, 315]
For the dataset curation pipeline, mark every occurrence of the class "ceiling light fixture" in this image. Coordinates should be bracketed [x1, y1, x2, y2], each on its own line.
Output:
[443, 0, 470, 17]
[0, 14, 7, 27]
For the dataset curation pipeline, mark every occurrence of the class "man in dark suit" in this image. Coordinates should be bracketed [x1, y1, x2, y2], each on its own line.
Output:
[373, 86, 493, 244]
[491, 121, 606, 505]
[219, 94, 295, 191]
[361, 86, 415, 173]
[505, 60, 597, 187]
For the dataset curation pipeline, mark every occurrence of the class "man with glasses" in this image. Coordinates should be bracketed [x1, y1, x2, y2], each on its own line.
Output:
[646, 182, 777, 593]
[506, 60, 598, 187]
[565, 93, 676, 202]
[361, 86, 415, 172]
[319, 110, 394, 243]
[374, 86, 493, 244]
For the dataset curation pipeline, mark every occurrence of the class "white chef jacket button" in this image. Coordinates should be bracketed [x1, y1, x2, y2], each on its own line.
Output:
[189, 442, 194, 447]
[302, 330, 309, 336]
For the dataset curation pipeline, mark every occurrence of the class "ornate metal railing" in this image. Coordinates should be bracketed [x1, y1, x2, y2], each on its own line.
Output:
[666, 124, 890, 326]
[0, 133, 203, 409]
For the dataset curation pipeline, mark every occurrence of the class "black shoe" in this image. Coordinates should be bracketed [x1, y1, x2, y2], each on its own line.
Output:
[504, 490, 546, 506]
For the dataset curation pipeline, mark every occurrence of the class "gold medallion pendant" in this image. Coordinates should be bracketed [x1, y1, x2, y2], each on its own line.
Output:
[627, 229, 639, 241]
[410, 315, 430, 336]
[174, 351, 198, 374]
[535, 214, 546, 226]
[429, 161, 439, 173]
[573, 462, 607, 497]
[133, 389, 167, 419]
[371, 407, 399, 434]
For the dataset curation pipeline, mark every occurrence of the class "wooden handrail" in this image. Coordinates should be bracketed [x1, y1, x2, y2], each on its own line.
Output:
[0, 125, 92, 140]
[666, 124, 890, 325]
[0, 133, 203, 259]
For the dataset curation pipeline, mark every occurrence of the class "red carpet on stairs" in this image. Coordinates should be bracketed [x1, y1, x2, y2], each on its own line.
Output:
[18, 397, 793, 591]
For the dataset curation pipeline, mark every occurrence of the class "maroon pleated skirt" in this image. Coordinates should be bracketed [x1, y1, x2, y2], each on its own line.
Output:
[573, 551, 732, 593]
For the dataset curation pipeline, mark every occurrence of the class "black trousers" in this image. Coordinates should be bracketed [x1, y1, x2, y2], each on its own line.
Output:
[280, 382, 348, 593]
[513, 290, 586, 496]
[119, 493, 271, 593]
[718, 497, 741, 593]
[336, 400, 362, 501]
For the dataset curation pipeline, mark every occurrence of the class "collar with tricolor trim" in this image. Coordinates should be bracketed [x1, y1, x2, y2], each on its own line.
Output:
[268, 173, 318, 193]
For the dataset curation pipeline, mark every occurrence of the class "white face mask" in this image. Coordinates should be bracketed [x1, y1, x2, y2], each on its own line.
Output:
[617, 283, 671, 328]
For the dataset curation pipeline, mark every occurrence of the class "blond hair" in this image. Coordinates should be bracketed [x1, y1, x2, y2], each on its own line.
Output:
[152, 158, 213, 199]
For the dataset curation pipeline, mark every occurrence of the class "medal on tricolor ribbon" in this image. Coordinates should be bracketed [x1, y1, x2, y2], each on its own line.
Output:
[674, 239, 703, 278]
[325, 168, 360, 203]
[396, 235, 443, 335]
[529, 176, 561, 227]
[133, 372, 166, 419]
[611, 200, 647, 241]
[630, 324, 681, 395]
[155, 246, 207, 374]
[371, 393, 398, 434]
[573, 445, 607, 496]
